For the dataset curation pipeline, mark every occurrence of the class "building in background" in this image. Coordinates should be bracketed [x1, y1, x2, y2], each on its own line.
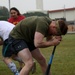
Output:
[48, 8, 75, 24]
[48, 7, 75, 31]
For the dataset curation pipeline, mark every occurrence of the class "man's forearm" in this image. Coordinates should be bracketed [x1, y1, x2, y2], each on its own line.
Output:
[34, 41, 54, 48]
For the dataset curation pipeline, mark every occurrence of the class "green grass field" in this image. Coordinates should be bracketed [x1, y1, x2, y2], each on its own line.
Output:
[0, 34, 75, 75]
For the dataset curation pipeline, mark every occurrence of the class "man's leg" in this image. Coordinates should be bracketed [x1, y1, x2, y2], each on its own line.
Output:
[12, 55, 36, 73]
[11, 55, 24, 72]
[18, 48, 34, 75]
[3, 57, 19, 75]
[31, 48, 51, 75]
[31, 59, 36, 74]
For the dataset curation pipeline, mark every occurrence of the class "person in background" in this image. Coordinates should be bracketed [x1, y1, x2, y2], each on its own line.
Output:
[8, 7, 25, 25]
[8, 7, 36, 73]
[8, 7, 25, 72]
[3, 16, 68, 75]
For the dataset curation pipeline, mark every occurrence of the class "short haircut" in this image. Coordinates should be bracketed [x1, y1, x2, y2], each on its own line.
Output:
[58, 20, 68, 35]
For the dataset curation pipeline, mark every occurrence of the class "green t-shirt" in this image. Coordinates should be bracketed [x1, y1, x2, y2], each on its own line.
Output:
[10, 16, 52, 43]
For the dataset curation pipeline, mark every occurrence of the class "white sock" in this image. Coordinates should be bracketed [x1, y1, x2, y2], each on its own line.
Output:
[8, 62, 19, 74]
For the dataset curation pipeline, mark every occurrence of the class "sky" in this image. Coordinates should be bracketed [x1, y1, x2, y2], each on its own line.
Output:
[0, 0, 75, 14]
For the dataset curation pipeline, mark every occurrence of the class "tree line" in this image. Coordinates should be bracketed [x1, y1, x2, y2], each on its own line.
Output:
[0, 6, 48, 21]
[0, 6, 9, 20]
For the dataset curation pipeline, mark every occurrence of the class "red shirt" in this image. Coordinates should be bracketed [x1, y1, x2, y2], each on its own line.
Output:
[8, 15, 25, 25]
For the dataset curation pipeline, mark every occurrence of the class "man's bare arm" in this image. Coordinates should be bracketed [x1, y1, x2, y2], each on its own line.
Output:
[34, 32, 61, 48]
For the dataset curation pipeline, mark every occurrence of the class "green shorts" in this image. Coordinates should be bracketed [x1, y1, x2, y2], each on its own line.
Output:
[2, 36, 36, 57]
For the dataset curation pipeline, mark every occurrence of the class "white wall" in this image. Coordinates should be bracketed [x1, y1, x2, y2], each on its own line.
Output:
[49, 11, 65, 19]
[48, 10, 75, 21]
[66, 10, 75, 21]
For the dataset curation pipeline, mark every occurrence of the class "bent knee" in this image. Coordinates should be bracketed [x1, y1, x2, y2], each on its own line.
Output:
[25, 60, 34, 68]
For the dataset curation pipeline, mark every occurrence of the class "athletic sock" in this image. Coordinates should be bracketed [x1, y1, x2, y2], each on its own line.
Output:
[8, 62, 19, 74]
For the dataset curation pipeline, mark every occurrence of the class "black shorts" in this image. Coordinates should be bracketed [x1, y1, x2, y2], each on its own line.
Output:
[2, 36, 36, 57]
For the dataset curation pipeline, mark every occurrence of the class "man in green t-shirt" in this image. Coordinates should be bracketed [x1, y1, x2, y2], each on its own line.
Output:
[2, 16, 68, 75]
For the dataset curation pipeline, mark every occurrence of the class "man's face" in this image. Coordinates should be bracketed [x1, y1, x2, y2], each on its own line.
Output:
[48, 21, 61, 36]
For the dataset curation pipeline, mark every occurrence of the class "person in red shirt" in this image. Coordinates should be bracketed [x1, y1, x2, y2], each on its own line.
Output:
[8, 7, 25, 72]
[8, 7, 25, 25]
[8, 7, 36, 74]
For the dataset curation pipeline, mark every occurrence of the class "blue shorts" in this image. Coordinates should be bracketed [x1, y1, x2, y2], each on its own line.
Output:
[2, 36, 36, 57]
